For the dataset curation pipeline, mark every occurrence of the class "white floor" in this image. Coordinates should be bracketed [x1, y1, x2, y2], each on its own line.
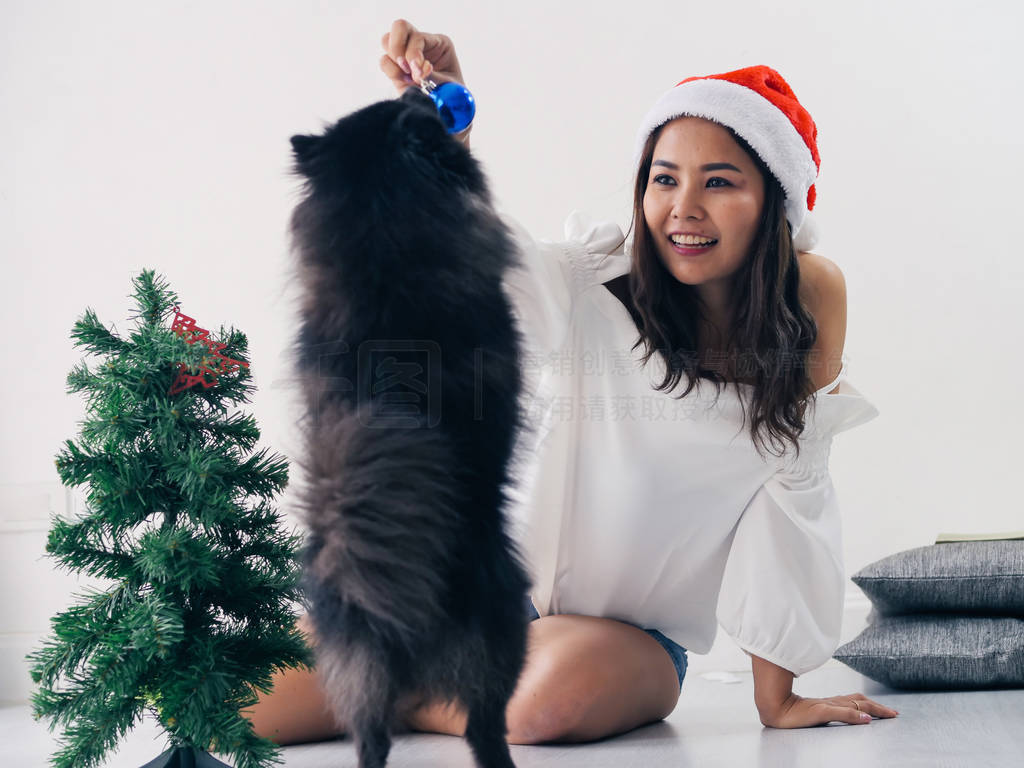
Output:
[7, 664, 1023, 768]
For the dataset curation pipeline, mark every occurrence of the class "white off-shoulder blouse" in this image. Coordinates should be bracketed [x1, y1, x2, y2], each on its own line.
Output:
[499, 208, 880, 678]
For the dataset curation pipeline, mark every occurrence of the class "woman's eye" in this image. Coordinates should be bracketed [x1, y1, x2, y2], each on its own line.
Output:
[652, 174, 732, 187]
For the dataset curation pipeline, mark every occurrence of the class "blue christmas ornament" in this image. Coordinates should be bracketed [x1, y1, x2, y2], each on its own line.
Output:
[420, 77, 476, 135]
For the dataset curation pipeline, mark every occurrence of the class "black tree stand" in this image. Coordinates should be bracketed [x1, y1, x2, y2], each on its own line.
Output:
[140, 746, 233, 768]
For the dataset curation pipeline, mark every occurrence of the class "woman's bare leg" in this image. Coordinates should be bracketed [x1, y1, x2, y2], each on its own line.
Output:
[405, 614, 681, 744]
[243, 613, 424, 745]
[242, 614, 336, 745]
[244, 612, 681, 747]
[243, 662, 342, 745]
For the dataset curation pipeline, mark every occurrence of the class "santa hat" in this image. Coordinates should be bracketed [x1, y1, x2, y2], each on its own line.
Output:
[633, 65, 821, 252]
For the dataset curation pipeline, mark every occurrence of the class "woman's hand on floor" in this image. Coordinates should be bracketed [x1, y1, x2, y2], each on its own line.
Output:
[759, 692, 899, 728]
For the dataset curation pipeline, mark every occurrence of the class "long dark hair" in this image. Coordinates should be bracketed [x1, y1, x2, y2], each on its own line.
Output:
[612, 119, 819, 461]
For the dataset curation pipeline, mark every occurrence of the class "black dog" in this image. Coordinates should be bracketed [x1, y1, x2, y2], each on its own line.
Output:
[287, 87, 532, 768]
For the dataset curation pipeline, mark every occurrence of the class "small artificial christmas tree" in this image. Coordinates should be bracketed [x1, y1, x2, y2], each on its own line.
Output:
[28, 270, 313, 768]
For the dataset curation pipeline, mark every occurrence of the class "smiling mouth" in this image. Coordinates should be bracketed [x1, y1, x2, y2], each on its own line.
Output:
[668, 236, 718, 254]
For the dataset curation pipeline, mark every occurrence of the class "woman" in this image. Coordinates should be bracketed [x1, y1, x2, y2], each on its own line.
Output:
[245, 18, 898, 746]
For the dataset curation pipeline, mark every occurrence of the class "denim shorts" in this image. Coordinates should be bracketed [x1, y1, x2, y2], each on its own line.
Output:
[523, 596, 688, 690]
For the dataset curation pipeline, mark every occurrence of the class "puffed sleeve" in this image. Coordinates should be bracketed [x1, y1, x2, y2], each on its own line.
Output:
[560, 208, 630, 290]
[499, 208, 627, 361]
[499, 208, 628, 587]
[499, 208, 627, 422]
[715, 355, 880, 677]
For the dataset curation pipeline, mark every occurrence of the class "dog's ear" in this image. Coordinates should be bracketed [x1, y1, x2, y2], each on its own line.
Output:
[290, 134, 322, 166]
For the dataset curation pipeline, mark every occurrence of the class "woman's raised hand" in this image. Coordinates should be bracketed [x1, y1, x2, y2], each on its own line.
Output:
[379, 19, 466, 95]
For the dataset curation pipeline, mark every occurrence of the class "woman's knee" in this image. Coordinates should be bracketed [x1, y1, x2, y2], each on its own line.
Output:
[504, 617, 599, 744]
[505, 670, 580, 744]
[506, 614, 679, 744]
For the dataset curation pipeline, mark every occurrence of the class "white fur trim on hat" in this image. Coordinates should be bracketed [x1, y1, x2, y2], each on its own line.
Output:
[792, 210, 819, 252]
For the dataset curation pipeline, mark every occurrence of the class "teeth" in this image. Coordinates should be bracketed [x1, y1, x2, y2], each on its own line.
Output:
[671, 234, 716, 246]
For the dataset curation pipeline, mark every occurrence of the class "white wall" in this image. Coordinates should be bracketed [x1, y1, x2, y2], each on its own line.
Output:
[3, 0, 1022, 700]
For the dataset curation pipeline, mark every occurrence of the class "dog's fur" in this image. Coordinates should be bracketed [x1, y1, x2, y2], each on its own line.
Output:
[287, 87, 532, 768]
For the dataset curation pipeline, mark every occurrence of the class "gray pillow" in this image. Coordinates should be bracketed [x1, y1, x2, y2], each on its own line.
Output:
[852, 541, 1024, 616]
[833, 614, 1024, 690]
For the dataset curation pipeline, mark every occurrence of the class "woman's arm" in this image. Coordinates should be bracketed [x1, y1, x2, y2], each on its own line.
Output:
[379, 19, 473, 151]
[751, 653, 898, 727]
[751, 653, 795, 723]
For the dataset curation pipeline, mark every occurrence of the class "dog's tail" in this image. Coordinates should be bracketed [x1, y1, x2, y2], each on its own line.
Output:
[293, 398, 467, 644]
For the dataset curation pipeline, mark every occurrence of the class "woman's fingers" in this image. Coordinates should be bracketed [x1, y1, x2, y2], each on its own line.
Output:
[379, 53, 415, 93]
[382, 23, 432, 90]
[382, 21, 456, 84]
[381, 31, 404, 69]
[845, 693, 899, 719]
[382, 21, 437, 75]
[379, 54, 431, 94]
[384, 18, 416, 72]
[404, 33, 427, 73]
[401, 31, 446, 72]
[835, 703, 874, 724]
[824, 693, 899, 723]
